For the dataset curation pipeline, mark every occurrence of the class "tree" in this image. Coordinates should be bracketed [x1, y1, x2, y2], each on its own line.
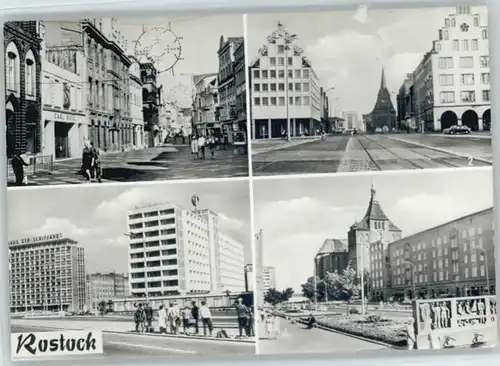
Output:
[97, 300, 106, 315]
[106, 300, 114, 313]
[325, 265, 361, 315]
[301, 276, 326, 302]
[263, 287, 295, 306]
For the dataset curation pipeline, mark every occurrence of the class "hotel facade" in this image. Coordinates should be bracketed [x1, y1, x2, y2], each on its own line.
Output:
[87, 272, 130, 309]
[127, 202, 245, 298]
[249, 22, 322, 139]
[9, 233, 87, 313]
[397, 6, 490, 132]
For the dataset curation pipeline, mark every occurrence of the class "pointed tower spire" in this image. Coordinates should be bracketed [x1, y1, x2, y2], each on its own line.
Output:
[370, 180, 376, 201]
[380, 67, 387, 90]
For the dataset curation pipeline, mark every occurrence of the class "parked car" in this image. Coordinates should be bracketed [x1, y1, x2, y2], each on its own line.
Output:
[375, 127, 382, 134]
[443, 124, 471, 135]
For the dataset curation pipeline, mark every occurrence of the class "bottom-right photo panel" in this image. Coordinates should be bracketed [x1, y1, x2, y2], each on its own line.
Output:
[252, 167, 496, 355]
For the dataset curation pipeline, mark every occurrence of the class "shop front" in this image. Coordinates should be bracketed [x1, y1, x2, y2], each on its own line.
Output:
[42, 110, 87, 160]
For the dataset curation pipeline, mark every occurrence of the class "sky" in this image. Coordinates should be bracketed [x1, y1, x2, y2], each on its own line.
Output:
[113, 15, 244, 107]
[8, 180, 252, 274]
[253, 167, 493, 293]
[247, 5, 488, 116]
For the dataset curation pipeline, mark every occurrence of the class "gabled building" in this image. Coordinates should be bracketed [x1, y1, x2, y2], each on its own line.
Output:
[364, 68, 397, 133]
[315, 239, 348, 280]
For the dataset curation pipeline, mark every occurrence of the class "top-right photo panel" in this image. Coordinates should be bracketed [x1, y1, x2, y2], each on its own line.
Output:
[247, 5, 492, 176]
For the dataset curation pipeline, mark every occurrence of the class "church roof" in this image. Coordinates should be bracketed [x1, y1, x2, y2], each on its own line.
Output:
[351, 184, 401, 232]
[316, 239, 347, 256]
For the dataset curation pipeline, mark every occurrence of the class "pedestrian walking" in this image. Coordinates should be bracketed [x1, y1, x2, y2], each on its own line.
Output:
[191, 134, 199, 159]
[11, 150, 30, 186]
[134, 304, 145, 333]
[406, 317, 416, 350]
[247, 308, 255, 337]
[200, 301, 213, 337]
[157, 304, 167, 334]
[208, 135, 216, 159]
[235, 297, 249, 337]
[181, 306, 191, 334]
[144, 303, 153, 333]
[198, 135, 206, 160]
[191, 301, 200, 334]
[168, 303, 180, 334]
[81, 144, 94, 183]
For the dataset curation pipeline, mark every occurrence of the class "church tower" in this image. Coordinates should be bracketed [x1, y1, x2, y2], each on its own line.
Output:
[364, 67, 397, 133]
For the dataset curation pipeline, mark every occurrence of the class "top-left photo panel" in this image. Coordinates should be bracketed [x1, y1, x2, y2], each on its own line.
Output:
[4, 16, 249, 187]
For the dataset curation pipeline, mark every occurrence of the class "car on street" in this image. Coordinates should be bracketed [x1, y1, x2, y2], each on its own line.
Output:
[443, 124, 471, 135]
[375, 127, 382, 134]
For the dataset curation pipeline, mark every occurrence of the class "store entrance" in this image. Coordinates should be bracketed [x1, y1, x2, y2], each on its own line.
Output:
[55, 122, 71, 159]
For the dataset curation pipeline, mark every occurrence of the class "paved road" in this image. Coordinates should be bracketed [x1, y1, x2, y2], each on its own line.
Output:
[251, 134, 492, 176]
[12, 325, 254, 359]
[9, 145, 248, 187]
[257, 320, 386, 355]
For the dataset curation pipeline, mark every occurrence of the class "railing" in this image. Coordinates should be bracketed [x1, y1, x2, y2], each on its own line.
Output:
[7, 155, 54, 179]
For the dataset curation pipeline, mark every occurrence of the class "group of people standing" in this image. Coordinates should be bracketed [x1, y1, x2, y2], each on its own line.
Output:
[81, 142, 102, 183]
[190, 134, 217, 160]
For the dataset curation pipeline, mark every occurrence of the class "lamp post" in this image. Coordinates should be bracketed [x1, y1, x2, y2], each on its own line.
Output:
[124, 232, 149, 302]
[403, 260, 416, 299]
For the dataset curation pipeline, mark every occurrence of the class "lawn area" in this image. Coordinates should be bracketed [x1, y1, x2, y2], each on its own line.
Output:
[306, 314, 408, 347]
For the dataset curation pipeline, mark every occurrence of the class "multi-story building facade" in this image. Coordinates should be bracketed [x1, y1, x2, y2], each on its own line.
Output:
[217, 36, 243, 144]
[364, 69, 397, 133]
[88, 272, 130, 309]
[9, 233, 86, 313]
[383, 207, 495, 301]
[82, 18, 133, 152]
[249, 22, 322, 139]
[315, 239, 349, 280]
[319, 88, 330, 131]
[128, 55, 144, 148]
[192, 73, 219, 137]
[40, 22, 88, 160]
[396, 73, 417, 131]
[126, 202, 245, 298]
[402, 6, 490, 132]
[342, 111, 362, 133]
[261, 266, 276, 293]
[4, 21, 42, 159]
[233, 40, 247, 148]
[140, 62, 160, 147]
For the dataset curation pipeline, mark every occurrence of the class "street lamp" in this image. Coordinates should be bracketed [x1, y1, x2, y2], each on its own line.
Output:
[403, 260, 417, 300]
[124, 232, 149, 302]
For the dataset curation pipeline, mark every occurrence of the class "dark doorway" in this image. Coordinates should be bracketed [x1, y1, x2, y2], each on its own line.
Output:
[440, 110, 458, 130]
[462, 110, 479, 131]
[25, 105, 39, 154]
[55, 122, 72, 159]
[483, 109, 491, 131]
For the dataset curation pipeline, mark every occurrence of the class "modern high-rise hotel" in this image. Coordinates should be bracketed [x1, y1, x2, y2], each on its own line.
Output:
[9, 233, 87, 313]
[127, 202, 246, 298]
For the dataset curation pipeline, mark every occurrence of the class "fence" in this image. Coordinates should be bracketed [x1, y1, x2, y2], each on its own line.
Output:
[413, 295, 497, 349]
[7, 155, 54, 180]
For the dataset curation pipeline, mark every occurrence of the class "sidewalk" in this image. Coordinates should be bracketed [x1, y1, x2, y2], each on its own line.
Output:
[11, 318, 254, 343]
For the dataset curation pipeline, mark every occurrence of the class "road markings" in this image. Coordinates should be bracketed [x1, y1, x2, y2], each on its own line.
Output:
[107, 341, 197, 354]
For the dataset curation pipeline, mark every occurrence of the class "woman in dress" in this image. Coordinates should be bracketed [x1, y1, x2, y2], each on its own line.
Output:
[191, 134, 199, 160]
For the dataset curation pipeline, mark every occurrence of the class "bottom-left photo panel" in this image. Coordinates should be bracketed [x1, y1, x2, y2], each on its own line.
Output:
[7, 179, 255, 361]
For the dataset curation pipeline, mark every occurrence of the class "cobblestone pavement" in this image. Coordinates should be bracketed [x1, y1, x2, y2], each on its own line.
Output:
[251, 134, 491, 176]
[8, 145, 249, 187]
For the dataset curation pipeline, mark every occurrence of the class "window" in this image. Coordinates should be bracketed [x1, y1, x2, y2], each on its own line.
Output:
[6, 42, 20, 92]
[295, 83, 301, 91]
[287, 57, 293, 66]
[436, 43, 441, 51]
[270, 97, 276, 106]
[440, 91, 455, 103]
[462, 40, 469, 51]
[278, 70, 285, 78]
[445, 18, 450, 27]
[25, 50, 36, 98]
[278, 57, 284, 66]
[288, 83, 293, 91]
[439, 74, 454, 86]
[295, 96, 301, 105]
[303, 82, 310, 91]
[270, 70, 276, 78]
[303, 96, 310, 105]
[295, 70, 301, 78]
[474, 17, 479, 26]
[270, 57, 276, 66]
[288, 70, 293, 78]
[451, 18, 456, 27]
[482, 29, 488, 40]
[254, 83, 260, 92]
[253, 70, 260, 79]
[482, 90, 490, 102]
[278, 83, 285, 91]
[262, 70, 268, 78]
[480, 56, 489, 67]
[303, 69, 310, 78]
[289, 97, 293, 105]
[270, 83, 277, 92]
[481, 73, 490, 84]
[460, 73, 474, 85]
[459, 57, 473, 68]
[438, 57, 453, 69]
[444, 30, 449, 40]
[277, 45, 284, 53]
[278, 97, 285, 106]
[472, 39, 478, 51]
[453, 40, 459, 51]
[262, 97, 269, 106]
[461, 90, 476, 102]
